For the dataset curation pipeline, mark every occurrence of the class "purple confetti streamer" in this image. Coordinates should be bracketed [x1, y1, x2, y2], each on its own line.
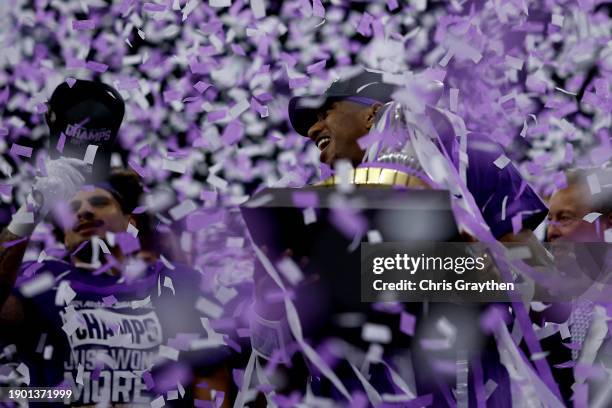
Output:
[0, 184, 13, 198]
[221, 120, 245, 145]
[399, 311, 416, 336]
[291, 191, 318, 208]
[102, 295, 117, 307]
[10, 143, 33, 158]
[72, 20, 96, 30]
[142, 371, 155, 390]
[143, 2, 166, 12]
[312, 0, 325, 18]
[56, 132, 66, 153]
[357, 12, 374, 37]
[85, 61, 109, 73]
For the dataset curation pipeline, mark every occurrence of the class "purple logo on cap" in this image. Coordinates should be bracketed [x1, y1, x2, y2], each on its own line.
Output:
[65, 123, 112, 143]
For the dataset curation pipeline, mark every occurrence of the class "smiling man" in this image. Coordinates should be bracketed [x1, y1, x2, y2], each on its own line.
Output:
[289, 72, 392, 168]
[0, 165, 234, 407]
[282, 70, 557, 406]
[289, 70, 549, 243]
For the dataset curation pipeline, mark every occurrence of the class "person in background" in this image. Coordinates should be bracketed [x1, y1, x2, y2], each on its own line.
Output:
[545, 168, 612, 406]
[547, 169, 612, 243]
[0, 165, 235, 406]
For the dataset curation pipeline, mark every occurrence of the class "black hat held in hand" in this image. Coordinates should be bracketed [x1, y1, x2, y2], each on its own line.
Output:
[47, 79, 125, 181]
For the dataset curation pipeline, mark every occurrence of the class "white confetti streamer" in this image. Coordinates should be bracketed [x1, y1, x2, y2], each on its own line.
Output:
[162, 159, 187, 174]
[163, 276, 175, 295]
[169, 199, 197, 220]
[493, 155, 511, 169]
[587, 173, 602, 194]
[83, 145, 98, 164]
[195, 296, 224, 319]
[214, 286, 238, 305]
[54, 281, 76, 306]
[130, 296, 152, 309]
[583, 212, 602, 223]
[276, 257, 304, 285]
[367, 230, 382, 243]
[16, 363, 30, 385]
[210, 0, 231, 7]
[43, 345, 53, 360]
[19, 272, 54, 297]
[127, 223, 139, 237]
[450, 88, 459, 112]
[303, 207, 316, 225]
[362, 323, 392, 344]
[150, 395, 165, 408]
[158, 345, 179, 361]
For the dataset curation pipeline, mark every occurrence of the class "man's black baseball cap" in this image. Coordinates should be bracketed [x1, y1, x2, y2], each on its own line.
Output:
[47, 79, 124, 180]
[288, 70, 396, 137]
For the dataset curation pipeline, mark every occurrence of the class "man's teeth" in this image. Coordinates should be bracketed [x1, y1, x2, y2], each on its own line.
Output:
[317, 137, 331, 150]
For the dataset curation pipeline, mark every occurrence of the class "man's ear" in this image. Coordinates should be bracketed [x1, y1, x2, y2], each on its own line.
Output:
[365, 102, 383, 130]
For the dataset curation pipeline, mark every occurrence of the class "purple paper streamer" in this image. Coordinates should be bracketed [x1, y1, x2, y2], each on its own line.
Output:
[56, 132, 66, 153]
[102, 295, 117, 307]
[357, 12, 374, 37]
[329, 208, 367, 240]
[572, 383, 588, 408]
[93, 261, 116, 276]
[221, 120, 244, 145]
[231, 44, 246, 56]
[142, 371, 155, 390]
[574, 362, 607, 381]
[185, 211, 224, 232]
[71, 240, 90, 257]
[194, 81, 212, 94]
[132, 206, 147, 214]
[10, 143, 33, 158]
[232, 368, 244, 388]
[553, 360, 575, 369]
[163, 90, 182, 103]
[511, 214, 523, 235]
[85, 61, 108, 73]
[312, 0, 325, 18]
[207, 109, 227, 122]
[400, 311, 416, 335]
[306, 59, 326, 74]
[0, 184, 13, 197]
[72, 20, 95, 30]
[128, 159, 149, 178]
[223, 335, 241, 353]
[357, 131, 384, 150]
[23, 262, 44, 278]
[291, 191, 318, 208]
[143, 2, 166, 12]
[386, 0, 399, 11]
[288, 76, 309, 89]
